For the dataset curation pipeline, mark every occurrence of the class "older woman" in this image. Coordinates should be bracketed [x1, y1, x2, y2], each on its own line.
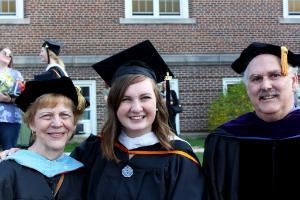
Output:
[0, 77, 88, 199]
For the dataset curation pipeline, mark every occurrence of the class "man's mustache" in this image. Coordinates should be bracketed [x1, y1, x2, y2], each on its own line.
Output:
[258, 90, 279, 100]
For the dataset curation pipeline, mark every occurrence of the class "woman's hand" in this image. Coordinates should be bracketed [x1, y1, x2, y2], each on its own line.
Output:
[0, 148, 19, 160]
[0, 92, 11, 103]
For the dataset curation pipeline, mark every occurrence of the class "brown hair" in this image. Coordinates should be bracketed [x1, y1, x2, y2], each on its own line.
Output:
[100, 74, 174, 161]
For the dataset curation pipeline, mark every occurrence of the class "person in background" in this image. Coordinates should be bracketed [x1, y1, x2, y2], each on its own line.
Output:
[203, 42, 300, 200]
[0, 77, 89, 199]
[0, 47, 24, 150]
[35, 39, 68, 80]
[71, 40, 205, 199]
[102, 82, 110, 121]
[160, 80, 182, 134]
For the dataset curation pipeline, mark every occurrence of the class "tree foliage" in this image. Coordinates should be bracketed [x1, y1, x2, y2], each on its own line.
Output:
[207, 81, 253, 130]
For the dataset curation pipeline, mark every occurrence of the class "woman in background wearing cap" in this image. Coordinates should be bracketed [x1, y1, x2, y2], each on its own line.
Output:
[0, 47, 24, 150]
[35, 39, 68, 80]
[71, 40, 205, 199]
[0, 77, 88, 199]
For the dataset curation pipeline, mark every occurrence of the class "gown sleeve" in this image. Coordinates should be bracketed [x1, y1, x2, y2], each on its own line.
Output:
[34, 66, 66, 81]
[0, 161, 16, 200]
[70, 135, 101, 171]
[34, 70, 58, 80]
[167, 140, 205, 200]
[202, 131, 240, 200]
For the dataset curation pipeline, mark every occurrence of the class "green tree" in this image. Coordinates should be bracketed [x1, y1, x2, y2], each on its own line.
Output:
[208, 81, 253, 130]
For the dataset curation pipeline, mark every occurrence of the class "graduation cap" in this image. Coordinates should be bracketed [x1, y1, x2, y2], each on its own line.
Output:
[42, 39, 61, 56]
[231, 42, 300, 76]
[91, 40, 174, 86]
[15, 77, 86, 112]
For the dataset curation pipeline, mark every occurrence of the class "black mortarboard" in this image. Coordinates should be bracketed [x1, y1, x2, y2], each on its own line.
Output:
[42, 39, 61, 56]
[231, 42, 300, 75]
[15, 77, 78, 112]
[91, 40, 173, 86]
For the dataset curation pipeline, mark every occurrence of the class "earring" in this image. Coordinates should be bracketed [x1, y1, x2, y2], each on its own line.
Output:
[156, 108, 158, 112]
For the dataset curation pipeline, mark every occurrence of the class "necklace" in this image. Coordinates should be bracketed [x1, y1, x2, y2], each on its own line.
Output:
[122, 165, 133, 178]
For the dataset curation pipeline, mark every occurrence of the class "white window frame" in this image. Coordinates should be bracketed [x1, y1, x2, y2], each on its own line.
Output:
[125, 0, 189, 19]
[222, 77, 242, 95]
[283, 0, 300, 18]
[73, 80, 97, 136]
[0, 0, 24, 19]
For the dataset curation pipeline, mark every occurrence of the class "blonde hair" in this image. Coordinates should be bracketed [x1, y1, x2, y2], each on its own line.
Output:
[49, 50, 65, 69]
[23, 94, 84, 127]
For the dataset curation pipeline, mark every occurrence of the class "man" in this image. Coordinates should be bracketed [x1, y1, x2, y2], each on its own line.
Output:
[203, 42, 300, 200]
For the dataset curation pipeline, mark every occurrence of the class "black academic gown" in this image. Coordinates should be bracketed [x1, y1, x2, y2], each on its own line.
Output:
[34, 65, 66, 80]
[168, 90, 180, 134]
[203, 109, 300, 200]
[0, 160, 86, 200]
[71, 135, 205, 200]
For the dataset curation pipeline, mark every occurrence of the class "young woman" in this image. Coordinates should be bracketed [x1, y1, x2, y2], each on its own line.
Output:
[0, 47, 24, 150]
[71, 40, 205, 199]
[35, 39, 68, 80]
[0, 77, 89, 199]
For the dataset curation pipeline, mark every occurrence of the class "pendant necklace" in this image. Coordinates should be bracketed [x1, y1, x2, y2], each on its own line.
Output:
[122, 165, 133, 178]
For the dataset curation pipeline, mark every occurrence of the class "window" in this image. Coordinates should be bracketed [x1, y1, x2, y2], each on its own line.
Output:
[222, 78, 242, 95]
[0, 0, 24, 19]
[73, 80, 97, 136]
[125, 0, 189, 18]
[288, 0, 300, 15]
[283, 0, 300, 18]
[159, 0, 180, 15]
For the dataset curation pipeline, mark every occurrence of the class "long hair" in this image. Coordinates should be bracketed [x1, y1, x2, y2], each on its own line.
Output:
[49, 50, 65, 69]
[100, 74, 174, 161]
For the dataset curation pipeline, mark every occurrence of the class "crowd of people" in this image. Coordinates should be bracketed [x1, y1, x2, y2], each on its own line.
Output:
[0, 39, 299, 199]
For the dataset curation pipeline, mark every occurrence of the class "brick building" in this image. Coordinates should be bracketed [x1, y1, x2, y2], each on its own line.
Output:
[1, 0, 300, 135]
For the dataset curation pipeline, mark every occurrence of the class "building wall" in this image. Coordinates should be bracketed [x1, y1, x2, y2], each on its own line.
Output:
[1, 1, 300, 133]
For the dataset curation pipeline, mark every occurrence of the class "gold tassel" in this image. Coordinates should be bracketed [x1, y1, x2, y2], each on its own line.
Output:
[281, 46, 288, 76]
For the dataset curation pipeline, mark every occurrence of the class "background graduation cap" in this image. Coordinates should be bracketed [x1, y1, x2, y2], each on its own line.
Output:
[231, 42, 300, 75]
[42, 39, 62, 64]
[16, 77, 80, 112]
[91, 40, 174, 86]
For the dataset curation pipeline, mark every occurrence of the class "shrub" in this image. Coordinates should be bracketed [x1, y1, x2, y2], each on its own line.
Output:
[207, 81, 253, 130]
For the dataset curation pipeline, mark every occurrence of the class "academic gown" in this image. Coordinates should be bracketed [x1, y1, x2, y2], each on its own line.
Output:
[71, 135, 205, 200]
[203, 109, 300, 200]
[0, 151, 86, 200]
[34, 64, 68, 80]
